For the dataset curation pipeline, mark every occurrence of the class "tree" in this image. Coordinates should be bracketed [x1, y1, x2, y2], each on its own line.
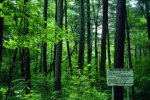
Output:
[145, 0, 150, 53]
[126, 9, 135, 100]
[92, 0, 101, 72]
[6, 49, 18, 99]
[65, 0, 73, 75]
[54, 0, 63, 95]
[145, 0, 150, 40]
[87, 0, 92, 76]
[21, 0, 31, 93]
[0, 16, 3, 78]
[107, 29, 111, 68]
[78, 0, 85, 70]
[114, 0, 126, 99]
[42, 0, 48, 75]
[100, 0, 108, 77]
[0, 0, 4, 79]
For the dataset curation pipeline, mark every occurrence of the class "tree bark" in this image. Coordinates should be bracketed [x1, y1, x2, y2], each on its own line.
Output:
[114, 0, 126, 99]
[107, 31, 111, 68]
[100, 0, 108, 77]
[6, 49, 18, 100]
[145, 0, 150, 40]
[0, 17, 3, 78]
[92, 0, 101, 73]
[65, 0, 73, 75]
[54, 0, 63, 95]
[42, 0, 48, 75]
[145, 0, 150, 53]
[21, 0, 31, 94]
[87, 0, 92, 76]
[78, 0, 85, 70]
[126, 9, 135, 100]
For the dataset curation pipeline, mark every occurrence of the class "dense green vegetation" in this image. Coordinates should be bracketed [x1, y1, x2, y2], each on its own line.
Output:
[0, 0, 150, 100]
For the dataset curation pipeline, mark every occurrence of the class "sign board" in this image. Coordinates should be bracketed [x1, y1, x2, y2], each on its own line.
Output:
[107, 69, 134, 86]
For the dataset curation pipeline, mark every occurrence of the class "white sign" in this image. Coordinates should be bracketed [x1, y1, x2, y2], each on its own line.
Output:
[107, 69, 134, 86]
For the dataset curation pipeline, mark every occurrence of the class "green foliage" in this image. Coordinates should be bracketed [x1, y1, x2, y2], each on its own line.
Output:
[134, 57, 150, 100]
[1, 0, 150, 100]
[59, 66, 110, 100]
[0, 86, 8, 99]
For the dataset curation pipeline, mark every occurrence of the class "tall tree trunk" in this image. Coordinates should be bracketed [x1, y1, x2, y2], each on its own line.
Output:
[53, 0, 57, 76]
[0, 17, 3, 78]
[145, 0, 150, 52]
[0, 0, 5, 79]
[145, 0, 150, 40]
[139, 47, 142, 59]
[21, 0, 31, 93]
[114, 0, 126, 99]
[126, 11, 132, 69]
[78, 0, 85, 70]
[65, 0, 73, 75]
[100, 0, 108, 77]
[42, 0, 48, 75]
[126, 10, 135, 100]
[107, 31, 111, 68]
[34, 48, 39, 72]
[92, 0, 101, 73]
[95, 21, 98, 72]
[39, 45, 42, 72]
[5, 49, 18, 99]
[54, 0, 63, 95]
[87, 0, 92, 76]
[135, 45, 137, 63]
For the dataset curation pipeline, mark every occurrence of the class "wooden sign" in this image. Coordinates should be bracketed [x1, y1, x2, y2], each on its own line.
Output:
[107, 69, 134, 86]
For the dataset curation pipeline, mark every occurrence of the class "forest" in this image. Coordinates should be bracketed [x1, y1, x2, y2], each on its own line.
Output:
[0, 0, 150, 100]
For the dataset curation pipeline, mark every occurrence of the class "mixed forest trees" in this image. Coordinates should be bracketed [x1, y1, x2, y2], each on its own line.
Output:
[0, 0, 150, 100]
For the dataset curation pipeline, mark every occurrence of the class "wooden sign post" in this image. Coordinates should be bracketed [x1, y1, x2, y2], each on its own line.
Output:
[107, 69, 134, 100]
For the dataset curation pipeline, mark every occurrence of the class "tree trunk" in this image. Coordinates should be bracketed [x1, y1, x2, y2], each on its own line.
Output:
[6, 49, 18, 100]
[53, 0, 57, 76]
[145, 0, 150, 40]
[107, 31, 111, 68]
[94, 21, 98, 72]
[65, 0, 73, 75]
[8, 49, 18, 88]
[87, 0, 92, 76]
[0, 17, 3, 78]
[54, 0, 63, 95]
[139, 46, 142, 59]
[92, 1, 101, 73]
[78, 0, 85, 70]
[34, 47, 39, 72]
[21, 0, 31, 94]
[39, 44, 42, 72]
[100, 0, 108, 77]
[126, 9, 135, 100]
[126, 11, 132, 69]
[135, 45, 137, 63]
[114, 0, 126, 99]
[42, 0, 48, 75]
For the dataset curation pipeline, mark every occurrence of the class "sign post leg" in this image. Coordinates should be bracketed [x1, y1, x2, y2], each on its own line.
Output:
[112, 86, 114, 100]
